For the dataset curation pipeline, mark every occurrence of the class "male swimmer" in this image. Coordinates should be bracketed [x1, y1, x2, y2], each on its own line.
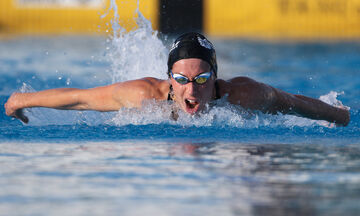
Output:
[5, 32, 350, 126]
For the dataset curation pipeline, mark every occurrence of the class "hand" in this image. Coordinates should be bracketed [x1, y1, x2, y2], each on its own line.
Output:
[333, 103, 350, 126]
[336, 106, 350, 126]
[4, 93, 29, 123]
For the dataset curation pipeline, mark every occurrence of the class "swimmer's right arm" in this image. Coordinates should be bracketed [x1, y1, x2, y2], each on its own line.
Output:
[4, 79, 160, 123]
[4, 86, 118, 123]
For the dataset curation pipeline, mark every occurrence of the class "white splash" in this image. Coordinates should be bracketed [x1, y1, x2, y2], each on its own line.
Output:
[315, 91, 350, 127]
[105, 0, 168, 82]
[319, 91, 350, 111]
[108, 98, 309, 128]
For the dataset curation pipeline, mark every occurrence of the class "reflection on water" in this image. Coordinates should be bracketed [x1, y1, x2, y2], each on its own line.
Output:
[1, 141, 359, 215]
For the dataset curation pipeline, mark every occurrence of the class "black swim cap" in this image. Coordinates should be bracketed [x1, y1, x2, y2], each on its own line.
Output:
[167, 32, 217, 78]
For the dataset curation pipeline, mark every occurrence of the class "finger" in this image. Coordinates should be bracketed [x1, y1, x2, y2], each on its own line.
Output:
[4, 102, 11, 116]
[15, 109, 29, 124]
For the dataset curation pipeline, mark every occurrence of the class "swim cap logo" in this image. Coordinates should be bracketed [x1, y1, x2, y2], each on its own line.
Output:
[170, 41, 180, 53]
[197, 37, 213, 50]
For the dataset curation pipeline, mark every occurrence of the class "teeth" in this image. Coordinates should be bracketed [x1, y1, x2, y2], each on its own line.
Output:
[186, 99, 196, 103]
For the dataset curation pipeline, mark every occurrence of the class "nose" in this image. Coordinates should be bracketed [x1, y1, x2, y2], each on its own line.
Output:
[185, 82, 198, 96]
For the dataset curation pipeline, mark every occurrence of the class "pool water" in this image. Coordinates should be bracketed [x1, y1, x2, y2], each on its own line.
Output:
[1, 10, 360, 216]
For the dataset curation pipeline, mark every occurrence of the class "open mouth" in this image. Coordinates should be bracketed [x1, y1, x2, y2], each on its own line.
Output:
[185, 99, 199, 113]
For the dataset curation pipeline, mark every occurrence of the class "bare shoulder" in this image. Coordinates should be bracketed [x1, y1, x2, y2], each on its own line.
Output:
[112, 77, 170, 107]
[140, 77, 171, 100]
[228, 76, 257, 84]
[227, 76, 264, 87]
[217, 76, 276, 110]
[216, 76, 263, 95]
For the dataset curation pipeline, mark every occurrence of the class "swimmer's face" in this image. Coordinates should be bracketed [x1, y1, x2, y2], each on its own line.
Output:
[170, 58, 215, 114]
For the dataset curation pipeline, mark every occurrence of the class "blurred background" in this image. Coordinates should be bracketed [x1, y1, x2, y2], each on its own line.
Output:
[1, 0, 360, 39]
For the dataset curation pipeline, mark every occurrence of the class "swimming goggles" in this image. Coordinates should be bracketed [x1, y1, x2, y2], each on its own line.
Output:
[171, 70, 213, 85]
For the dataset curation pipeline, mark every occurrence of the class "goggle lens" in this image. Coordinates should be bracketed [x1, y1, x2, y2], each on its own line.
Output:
[173, 75, 189, 84]
[194, 75, 208, 84]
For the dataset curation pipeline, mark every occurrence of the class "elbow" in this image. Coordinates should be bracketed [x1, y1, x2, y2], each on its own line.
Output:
[71, 98, 90, 110]
[62, 90, 89, 110]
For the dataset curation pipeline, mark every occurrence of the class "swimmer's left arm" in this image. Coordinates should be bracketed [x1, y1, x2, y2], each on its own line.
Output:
[270, 89, 350, 126]
[226, 77, 350, 126]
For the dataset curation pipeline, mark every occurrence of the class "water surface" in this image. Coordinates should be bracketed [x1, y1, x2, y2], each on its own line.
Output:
[0, 34, 359, 215]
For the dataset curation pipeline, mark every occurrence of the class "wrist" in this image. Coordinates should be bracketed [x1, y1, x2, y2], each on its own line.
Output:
[13, 92, 29, 110]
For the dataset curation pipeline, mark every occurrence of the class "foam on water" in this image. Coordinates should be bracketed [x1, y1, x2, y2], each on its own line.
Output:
[109, 90, 347, 128]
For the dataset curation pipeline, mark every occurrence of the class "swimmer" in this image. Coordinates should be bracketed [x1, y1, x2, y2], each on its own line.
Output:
[4, 32, 350, 126]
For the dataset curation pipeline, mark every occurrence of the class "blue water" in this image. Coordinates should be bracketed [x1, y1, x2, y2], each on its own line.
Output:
[0, 36, 360, 215]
